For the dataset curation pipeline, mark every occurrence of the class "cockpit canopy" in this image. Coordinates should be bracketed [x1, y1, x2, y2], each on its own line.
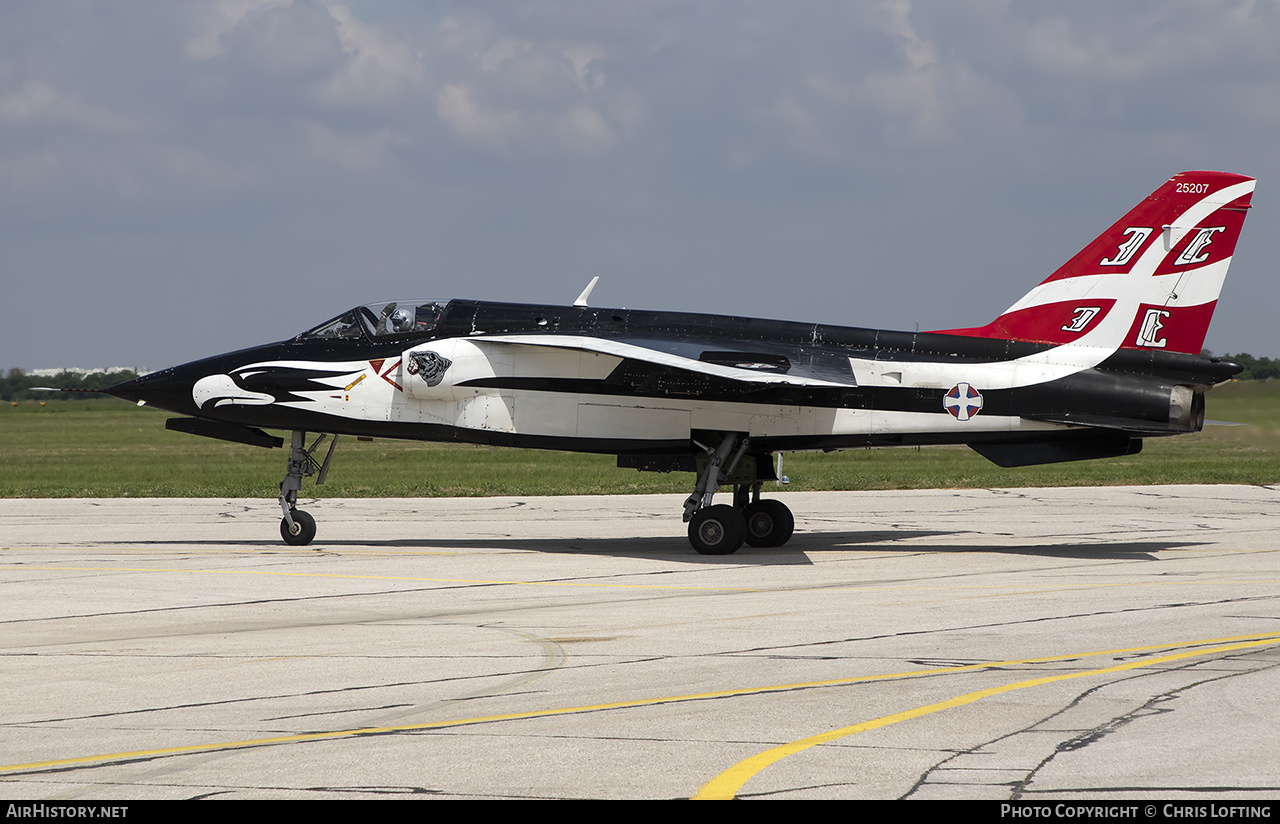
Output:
[298, 300, 449, 341]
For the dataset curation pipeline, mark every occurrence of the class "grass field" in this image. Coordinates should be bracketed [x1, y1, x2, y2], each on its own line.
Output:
[3, 381, 1279, 498]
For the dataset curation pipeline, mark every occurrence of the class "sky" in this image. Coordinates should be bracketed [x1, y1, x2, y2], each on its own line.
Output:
[4, 0, 1280, 372]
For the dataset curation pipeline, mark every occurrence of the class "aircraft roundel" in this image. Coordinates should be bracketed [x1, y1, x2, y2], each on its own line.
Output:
[944, 382, 983, 421]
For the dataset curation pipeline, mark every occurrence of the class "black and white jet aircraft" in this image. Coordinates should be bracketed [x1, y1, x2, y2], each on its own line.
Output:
[109, 171, 1255, 553]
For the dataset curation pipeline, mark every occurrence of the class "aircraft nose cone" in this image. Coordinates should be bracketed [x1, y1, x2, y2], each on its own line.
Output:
[107, 366, 200, 414]
[106, 343, 287, 416]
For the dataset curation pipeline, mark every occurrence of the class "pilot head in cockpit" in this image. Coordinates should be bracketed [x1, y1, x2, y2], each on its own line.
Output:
[388, 307, 414, 333]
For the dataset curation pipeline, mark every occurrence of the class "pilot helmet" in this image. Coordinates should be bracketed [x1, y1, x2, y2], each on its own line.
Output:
[388, 307, 414, 333]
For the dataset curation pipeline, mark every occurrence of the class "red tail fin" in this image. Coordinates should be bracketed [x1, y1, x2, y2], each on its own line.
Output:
[934, 171, 1255, 355]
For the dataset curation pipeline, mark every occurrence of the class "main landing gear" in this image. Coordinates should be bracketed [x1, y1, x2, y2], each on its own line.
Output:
[683, 433, 794, 555]
[279, 431, 337, 546]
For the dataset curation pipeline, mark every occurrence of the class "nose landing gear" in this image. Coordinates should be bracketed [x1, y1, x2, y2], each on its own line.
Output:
[278, 431, 337, 546]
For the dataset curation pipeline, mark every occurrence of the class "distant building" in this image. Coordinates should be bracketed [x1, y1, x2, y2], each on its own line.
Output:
[26, 367, 149, 377]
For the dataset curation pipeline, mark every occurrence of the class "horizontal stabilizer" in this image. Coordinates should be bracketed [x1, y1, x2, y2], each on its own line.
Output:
[971, 432, 1142, 467]
[1022, 413, 1195, 435]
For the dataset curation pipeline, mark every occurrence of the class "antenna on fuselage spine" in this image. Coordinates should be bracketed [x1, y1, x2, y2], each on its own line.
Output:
[574, 277, 600, 307]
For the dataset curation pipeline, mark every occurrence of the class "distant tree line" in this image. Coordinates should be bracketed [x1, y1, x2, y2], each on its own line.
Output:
[2, 369, 140, 402]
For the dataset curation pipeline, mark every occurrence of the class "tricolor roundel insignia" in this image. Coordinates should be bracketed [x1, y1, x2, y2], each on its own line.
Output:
[944, 382, 983, 421]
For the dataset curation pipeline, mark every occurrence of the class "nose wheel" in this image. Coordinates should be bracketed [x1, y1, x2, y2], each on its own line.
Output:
[280, 509, 317, 545]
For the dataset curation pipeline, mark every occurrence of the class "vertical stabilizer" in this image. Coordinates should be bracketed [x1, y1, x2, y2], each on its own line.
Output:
[934, 171, 1255, 355]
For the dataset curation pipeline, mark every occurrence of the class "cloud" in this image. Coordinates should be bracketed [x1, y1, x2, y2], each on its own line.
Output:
[215, 0, 346, 81]
[317, 3, 434, 107]
[428, 16, 623, 157]
[558, 104, 614, 154]
[185, 0, 282, 60]
[435, 82, 522, 151]
[1023, 16, 1148, 81]
[0, 80, 134, 131]
[746, 2, 1019, 165]
[563, 45, 607, 91]
[5, 1, 1280, 369]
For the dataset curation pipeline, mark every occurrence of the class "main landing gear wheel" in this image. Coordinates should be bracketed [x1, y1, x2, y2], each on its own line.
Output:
[281, 509, 316, 546]
[743, 499, 794, 548]
[688, 505, 746, 555]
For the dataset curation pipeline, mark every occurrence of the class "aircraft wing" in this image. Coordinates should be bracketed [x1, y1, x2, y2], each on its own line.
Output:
[475, 334, 856, 389]
[1020, 413, 1195, 435]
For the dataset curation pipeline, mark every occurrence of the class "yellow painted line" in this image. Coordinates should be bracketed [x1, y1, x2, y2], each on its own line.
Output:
[5, 565, 1279, 596]
[692, 634, 1280, 800]
[3, 565, 763, 592]
[344, 374, 366, 391]
[2, 548, 473, 558]
[3, 631, 1278, 777]
[874, 578, 1280, 607]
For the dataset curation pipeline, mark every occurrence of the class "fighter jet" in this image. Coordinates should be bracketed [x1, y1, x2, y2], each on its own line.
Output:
[109, 171, 1255, 554]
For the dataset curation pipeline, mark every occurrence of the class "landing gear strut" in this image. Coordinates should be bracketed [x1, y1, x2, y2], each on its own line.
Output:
[683, 433, 794, 555]
[279, 431, 337, 546]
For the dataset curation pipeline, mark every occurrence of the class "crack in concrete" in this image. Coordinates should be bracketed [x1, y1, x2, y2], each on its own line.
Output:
[901, 648, 1280, 799]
